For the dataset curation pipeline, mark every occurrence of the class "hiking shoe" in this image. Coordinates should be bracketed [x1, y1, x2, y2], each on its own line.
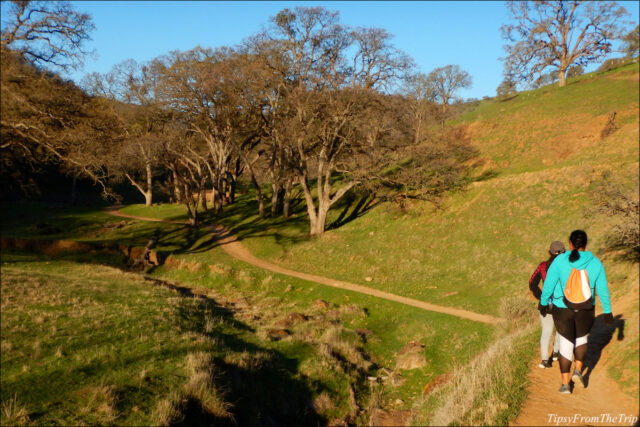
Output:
[538, 360, 552, 368]
[558, 383, 571, 394]
[572, 369, 585, 388]
[551, 351, 559, 361]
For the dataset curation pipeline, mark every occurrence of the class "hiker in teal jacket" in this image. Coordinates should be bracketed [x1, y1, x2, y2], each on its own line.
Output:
[540, 230, 614, 394]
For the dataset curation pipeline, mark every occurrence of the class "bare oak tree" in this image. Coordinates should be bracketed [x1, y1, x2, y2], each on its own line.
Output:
[1, 0, 95, 72]
[501, 0, 630, 87]
[83, 59, 170, 206]
[260, 7, 413, 236]
[496, 77, 517, 97]
[1, 2, 122, 199]
[403, 73, 438, 143]
[423, 65, 472, 126]
[622, 24, 639, 58]
[426, 65, 472, 106]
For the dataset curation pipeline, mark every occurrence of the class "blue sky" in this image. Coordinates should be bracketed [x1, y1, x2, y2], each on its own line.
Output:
[46, 1, 640, 99]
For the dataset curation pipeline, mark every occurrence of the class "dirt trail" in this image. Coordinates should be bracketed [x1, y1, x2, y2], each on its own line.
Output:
[103, 206, 502, 324]
[512, 306, 639, 426]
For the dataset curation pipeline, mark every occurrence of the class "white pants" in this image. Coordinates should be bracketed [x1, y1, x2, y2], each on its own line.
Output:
[540, 313, 559, 361]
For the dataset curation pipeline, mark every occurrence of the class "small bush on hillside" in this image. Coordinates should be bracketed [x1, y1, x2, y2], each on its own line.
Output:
[596, 57, 637, 73]
[622, 25, 639, 59]
[532, 72, 557, 88]
[499, 295, 537, 329]
[567, 65, 584, 78]
[589, 172, 639, 262]
[600, 112, 619, 139]
[496, 78, 517, 98]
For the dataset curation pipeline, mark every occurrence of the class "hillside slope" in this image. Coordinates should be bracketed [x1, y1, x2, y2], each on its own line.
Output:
[30, 62, 636, 424]
[229, 62, 640, 401]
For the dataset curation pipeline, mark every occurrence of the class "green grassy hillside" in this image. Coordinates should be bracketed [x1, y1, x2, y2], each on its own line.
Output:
[6, 251, 484, 425]
[460, 62, 639, 175]
[1, 62, 637, 424]
[112, 63, 638, 399]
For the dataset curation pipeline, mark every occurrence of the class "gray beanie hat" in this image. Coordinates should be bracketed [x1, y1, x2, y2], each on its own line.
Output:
[549, 241, 566, 254]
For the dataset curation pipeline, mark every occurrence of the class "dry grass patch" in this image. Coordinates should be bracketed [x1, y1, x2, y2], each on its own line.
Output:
[76, 385, 118, 424]
[183, 352, 233, 420]
[151, 392, 184, 426]
[312, 391, 336, 413]
[1, 394, 30, 426]
[411, 324, 535, 426]
[319, 326, 372, 372]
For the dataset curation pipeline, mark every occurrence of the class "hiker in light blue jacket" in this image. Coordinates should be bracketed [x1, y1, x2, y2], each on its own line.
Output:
[540, 229, 613, 394]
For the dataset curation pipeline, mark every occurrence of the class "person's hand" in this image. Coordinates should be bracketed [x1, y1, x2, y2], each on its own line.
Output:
[538, 303, 548, 317]
[603, 312, 614, 325]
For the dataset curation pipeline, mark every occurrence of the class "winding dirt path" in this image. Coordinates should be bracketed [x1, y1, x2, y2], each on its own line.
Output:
[512, 305, 639, 426]
[103, 206, 501, 324]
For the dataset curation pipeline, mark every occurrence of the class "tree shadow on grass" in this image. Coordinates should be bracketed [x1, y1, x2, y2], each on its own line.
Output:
[174, 292, 327, 426]
[2, 182, 376, 268]
[328, 192, 378, 230]
[11, 279, 326, 426]
[581, 313, 625, 388]
[473, 169, 500, 182]
[498, 94, 519, 103]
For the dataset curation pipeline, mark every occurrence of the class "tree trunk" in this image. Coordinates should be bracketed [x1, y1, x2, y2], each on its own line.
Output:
[212, 187, 223, 214]
[190, 195, 199, 226]
[144, 162, 153, 206]
[312, 202, 330, 237]
[299, 175, 321, 236]
[144, 191, 152, 207]
[247, 168, 265, 219]
[558, 68, 567, 87]
[221, 179, 228, 206]
[168, 173, 175, 204]
[125, 172, 153, 206]
[71, 174, 77, 205]
[200, 187, 208, 211]
[182, 184, 199, 226]
[226, 171, 237, 205]
[257, 193, 266, 219]
[188, 206, 199, 226]
[271, 183, 281, 217]
[283, 179, 293, 219]
[173, 176, 181, 204]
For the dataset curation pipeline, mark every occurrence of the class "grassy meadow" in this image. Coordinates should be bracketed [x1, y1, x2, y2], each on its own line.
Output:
[4, 250, 489, 425]
[1, 62, 638, 425]
[115, 62, 640, 404]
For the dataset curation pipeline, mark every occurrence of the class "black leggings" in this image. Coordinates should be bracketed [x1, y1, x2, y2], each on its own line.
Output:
[552, 306, 595, 374]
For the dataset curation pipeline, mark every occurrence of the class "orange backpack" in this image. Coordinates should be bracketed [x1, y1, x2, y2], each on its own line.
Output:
[563, 268, 594, 310]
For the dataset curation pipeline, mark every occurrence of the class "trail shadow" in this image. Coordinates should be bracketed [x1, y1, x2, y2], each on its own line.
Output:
[582, 313, 625, 388]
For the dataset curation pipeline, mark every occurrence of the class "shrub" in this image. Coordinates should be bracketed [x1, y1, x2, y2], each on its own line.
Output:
[496, 78, 517, 97]
[589, 171, 639, 262]
[596, 57, 636, 73]
[567, 65, 584, 78]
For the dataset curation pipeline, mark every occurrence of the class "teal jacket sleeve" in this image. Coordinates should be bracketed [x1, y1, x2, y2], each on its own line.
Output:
[593, 261, 612, 314]
[540, 260, 558, 306]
